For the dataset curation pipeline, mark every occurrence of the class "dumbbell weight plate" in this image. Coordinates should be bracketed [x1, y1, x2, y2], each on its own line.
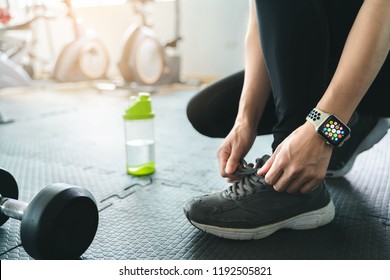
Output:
[20, 183, 99, 260]
[0, 168, 19, 226]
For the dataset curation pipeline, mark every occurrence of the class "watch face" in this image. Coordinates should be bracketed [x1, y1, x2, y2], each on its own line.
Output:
[318, 115, 350, 146]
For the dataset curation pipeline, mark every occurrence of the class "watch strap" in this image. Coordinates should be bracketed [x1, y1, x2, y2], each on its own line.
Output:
[306, 108, 330, 128]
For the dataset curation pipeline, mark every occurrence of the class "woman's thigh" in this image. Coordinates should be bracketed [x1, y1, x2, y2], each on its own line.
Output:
[186, 70, 276, 138]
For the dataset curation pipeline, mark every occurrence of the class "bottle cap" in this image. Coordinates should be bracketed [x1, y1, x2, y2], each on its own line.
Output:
[123, 92, 154, 120]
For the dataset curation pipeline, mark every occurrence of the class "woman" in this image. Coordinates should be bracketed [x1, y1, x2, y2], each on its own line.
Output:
[184, 0, 390, 240]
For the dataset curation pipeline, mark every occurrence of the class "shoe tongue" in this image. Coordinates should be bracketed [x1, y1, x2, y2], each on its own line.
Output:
[257, 155, 270, 168]
[224, 157, 271, 199]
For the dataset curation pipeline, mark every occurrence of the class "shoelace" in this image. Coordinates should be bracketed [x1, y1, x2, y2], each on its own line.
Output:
[225, 158, 268, 199]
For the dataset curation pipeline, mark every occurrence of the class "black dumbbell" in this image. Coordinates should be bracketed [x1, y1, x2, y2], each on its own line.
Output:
[0, 168, 99, 260]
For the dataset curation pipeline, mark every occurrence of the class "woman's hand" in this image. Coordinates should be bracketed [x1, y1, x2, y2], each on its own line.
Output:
[257, 122, 333, 193]
[217, 122, 257, 182]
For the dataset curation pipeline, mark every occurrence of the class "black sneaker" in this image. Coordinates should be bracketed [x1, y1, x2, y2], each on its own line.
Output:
[327, 114, 390, 178]
[183, 156, 335, 240]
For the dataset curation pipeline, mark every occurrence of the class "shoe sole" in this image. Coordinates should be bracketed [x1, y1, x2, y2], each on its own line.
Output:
[326, 118, 390, 178]
[187, 200, 335, 240]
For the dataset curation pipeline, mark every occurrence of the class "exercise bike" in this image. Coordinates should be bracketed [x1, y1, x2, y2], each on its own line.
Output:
[0, 0, 32, 88]
[52, 0, 109, 83]
[117, 0, 181, 86]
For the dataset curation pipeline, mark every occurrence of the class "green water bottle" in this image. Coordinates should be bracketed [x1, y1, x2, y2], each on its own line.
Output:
[123, 92, 155, 175]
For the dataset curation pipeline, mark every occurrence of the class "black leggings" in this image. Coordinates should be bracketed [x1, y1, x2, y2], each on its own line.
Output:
[187, 0, 390, 151]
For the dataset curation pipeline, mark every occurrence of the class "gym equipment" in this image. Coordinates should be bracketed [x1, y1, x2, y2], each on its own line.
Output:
[0, 168, 99, 260]
[0, 0, 33, 88]
[0, 53, 32, 88]
[117, 0, 182, 86]
[0, 0, 11, 24]
[0, 110, 13, 124]
[53, 0, 109, 82]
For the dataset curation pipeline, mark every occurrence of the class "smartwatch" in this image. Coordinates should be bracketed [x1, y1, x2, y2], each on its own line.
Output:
[306, 108, 351, 147]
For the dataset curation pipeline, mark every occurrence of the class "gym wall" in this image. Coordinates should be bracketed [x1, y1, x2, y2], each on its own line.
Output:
[20, 0, 249, 82]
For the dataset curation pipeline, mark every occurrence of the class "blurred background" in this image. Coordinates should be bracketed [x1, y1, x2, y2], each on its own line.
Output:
[0, 0, 249, 89]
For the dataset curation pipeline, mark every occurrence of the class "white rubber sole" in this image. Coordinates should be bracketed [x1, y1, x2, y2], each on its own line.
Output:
[191, 200, 335, 240]
[326, 118, 390, 178]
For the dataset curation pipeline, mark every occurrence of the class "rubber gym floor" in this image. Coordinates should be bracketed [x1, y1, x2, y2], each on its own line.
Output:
[0, 83, 389, 260]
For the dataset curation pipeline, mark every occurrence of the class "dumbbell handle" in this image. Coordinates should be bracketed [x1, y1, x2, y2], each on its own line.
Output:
[0, 197, 28, 221]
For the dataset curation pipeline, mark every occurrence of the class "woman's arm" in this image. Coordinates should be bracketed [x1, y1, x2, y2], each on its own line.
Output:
[235, 0, 271, 129]
[217, 0, 272, 177]
[317, 0, 390, 122]
[258, 0, 390, 193]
